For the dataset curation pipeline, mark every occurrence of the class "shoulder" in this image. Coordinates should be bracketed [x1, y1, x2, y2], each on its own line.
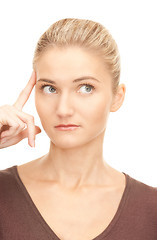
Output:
[127, 173, 157, 219]
[0, 165, 15, 181]
[129, 174, 157, 199]
[0, 166, 18, 196]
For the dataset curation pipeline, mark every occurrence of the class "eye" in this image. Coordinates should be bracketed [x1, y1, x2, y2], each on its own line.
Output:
[39, 84, 56, 94]
[39, 83, 95, 94]
[78, 84, 95, 94]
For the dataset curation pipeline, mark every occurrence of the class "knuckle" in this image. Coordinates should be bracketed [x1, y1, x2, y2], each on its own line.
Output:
[0, 105, 10, 117]
[21, 123, 26, 129]
[12, 105, 18, 110]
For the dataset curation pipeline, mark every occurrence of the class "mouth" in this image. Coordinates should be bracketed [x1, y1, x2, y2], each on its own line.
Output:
[55, 124, 80, 131]
[55, 124, 79, 127]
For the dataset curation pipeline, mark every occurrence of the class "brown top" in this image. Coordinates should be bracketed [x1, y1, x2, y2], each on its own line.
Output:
[0, 165, 157, 240]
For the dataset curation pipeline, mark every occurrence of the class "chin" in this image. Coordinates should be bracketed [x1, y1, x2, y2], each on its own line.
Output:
[50, 141, 80, 149]
[49, 137, 88, 149]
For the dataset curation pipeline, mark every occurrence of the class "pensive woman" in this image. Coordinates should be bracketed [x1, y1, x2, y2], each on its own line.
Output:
[0, 18, 157, 240]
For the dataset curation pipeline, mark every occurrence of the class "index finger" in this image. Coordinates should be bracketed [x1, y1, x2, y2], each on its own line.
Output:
[13, 71, 36, 110]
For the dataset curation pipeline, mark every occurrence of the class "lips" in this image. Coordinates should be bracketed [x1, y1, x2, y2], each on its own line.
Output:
[55, 124, 79, 128]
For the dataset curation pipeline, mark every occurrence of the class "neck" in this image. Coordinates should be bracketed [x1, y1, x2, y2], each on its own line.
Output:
[40, 132, 113, 190]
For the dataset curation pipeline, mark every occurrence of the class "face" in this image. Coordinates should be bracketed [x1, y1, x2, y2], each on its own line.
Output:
[34, 46, 115, 149]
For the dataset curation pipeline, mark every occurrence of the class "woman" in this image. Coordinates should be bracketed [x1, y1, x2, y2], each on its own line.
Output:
[0, 18, 157, 240]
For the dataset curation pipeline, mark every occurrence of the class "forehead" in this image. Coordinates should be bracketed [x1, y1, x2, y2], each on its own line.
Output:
[35, 46, 112, 83]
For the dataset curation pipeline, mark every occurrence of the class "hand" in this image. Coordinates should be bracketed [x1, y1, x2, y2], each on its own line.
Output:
[0, 71, 41, 149]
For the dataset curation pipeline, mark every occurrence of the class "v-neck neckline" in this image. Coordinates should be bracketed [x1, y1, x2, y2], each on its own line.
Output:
[11, 165, 131, 240]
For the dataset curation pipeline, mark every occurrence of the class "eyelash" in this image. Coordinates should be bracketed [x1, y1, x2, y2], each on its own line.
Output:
[39, 83, 95, 94]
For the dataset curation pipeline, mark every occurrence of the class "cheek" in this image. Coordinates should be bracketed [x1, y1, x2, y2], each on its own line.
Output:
[81, 96, 111, 127]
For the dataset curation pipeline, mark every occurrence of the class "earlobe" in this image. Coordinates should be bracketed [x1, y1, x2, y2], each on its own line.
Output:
[110, 84, 126, 112]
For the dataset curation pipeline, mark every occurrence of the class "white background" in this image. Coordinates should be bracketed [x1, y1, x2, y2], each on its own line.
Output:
[0, 0, 157, 187]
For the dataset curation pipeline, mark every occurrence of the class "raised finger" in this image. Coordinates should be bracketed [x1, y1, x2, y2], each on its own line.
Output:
[13, 71, 36, 110]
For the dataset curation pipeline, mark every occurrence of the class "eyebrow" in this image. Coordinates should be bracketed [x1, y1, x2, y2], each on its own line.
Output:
[37, 76, 101, 84]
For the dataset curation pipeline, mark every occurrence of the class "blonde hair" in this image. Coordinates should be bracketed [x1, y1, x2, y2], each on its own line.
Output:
[32, 18, 121, 95]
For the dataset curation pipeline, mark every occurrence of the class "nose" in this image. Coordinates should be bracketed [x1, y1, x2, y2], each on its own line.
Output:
[56, 92, 74, 117]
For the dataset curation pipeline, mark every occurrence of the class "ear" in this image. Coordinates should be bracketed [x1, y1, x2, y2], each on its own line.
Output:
[110, 84, 126, 112]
